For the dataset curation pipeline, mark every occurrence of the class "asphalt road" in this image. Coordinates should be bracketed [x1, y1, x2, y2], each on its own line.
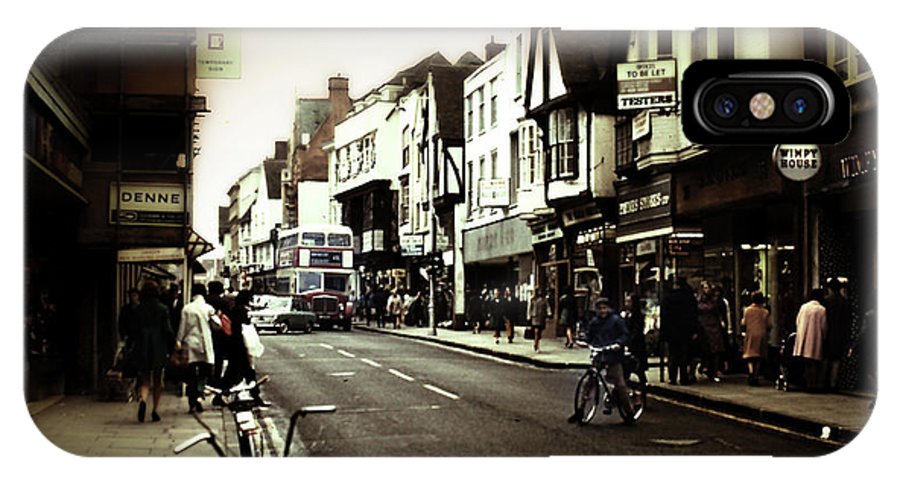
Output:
[252, 329, 839, 457]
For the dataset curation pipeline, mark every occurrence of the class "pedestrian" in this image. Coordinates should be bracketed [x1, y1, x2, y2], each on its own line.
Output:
[569, 297, 637, 423]
[697, 281, 727, 383]
[206, 281, 229, 389]
[660, 277, 701, 385]
[793, 288, 828, 392]
[467, 286, 483, 334]
[387, 289, 403, 329]
[132, 280, 175, 423]
[823, 278, 851, 392]
[375, 285, 389, 329]
[176, 283, 217, 413]
[219, 290, 269, 407]
[558, 286, 576, 348]
[503, 286, 516, 343]
[741, 291, 771, 386]
[117, 287, 141, 364]
[488, 288, 504, 344]
[622, 293, 649, 387]
[529, 288, 549, 352]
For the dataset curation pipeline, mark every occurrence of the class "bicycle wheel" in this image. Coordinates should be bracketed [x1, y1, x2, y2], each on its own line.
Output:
[616, 379, 646, 424]
[238, 430, 265, 457]
[573, 370, 599, 425]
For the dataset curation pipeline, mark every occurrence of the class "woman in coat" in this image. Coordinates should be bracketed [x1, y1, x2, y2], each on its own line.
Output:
[133, 280, 175, 423]
[177, 283, 217, 413]
[794, 288, 828, 391]
[529, 289, 549, 352]
[741, 291, 771, 386]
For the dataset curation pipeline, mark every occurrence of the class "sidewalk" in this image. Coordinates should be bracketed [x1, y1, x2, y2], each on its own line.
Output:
[357, 322, 876, 445]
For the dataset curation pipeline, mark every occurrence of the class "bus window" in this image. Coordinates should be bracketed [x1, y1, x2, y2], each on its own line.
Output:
[299, 271, 322, 292]
[324, 273, 348, 293]
[301, 232, 326, 246]
[278, 234, 298, 249]
[327, 233, 351, 247]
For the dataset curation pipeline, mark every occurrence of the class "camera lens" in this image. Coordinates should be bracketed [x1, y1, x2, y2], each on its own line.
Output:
[784, 88, 820, 123]
[713, 94, 738, 118]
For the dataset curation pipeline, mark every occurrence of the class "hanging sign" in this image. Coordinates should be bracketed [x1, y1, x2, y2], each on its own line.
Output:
[773, 144, 821, 181]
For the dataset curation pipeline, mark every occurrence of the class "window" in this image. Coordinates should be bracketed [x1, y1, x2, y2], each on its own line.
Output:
[399, 176, 410, 224]
[465, 95, 473, 139]
[402, 126, 411, 168]
[717, 28, 734, 60]
[478, 155, 487, 209]
[615, 118, 635, 170]
[828, 34, 871, 84]
[515, 34, 523, 95]
[327, 233, 351, 247]
[510, 132, 519, 205]
[477, 86, 486, 134]
[548, 108, 576, 178]
[466, 160, 474, 217]
[301, 232, 325, 246]
[490, 149, 498, 180]
[657, 30, 672, 59]
[518, 122, 541, 186]
[490, 77, 499, 127]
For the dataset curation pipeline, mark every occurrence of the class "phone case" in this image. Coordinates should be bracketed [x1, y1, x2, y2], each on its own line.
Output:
[24, 27, 876, 458]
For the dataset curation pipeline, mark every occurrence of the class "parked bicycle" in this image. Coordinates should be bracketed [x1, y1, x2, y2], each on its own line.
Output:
[572, 344, 647, 425]
[173, 375, 337, 457]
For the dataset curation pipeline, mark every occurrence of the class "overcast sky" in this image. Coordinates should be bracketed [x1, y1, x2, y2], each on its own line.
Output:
[193, 28, 524, 254]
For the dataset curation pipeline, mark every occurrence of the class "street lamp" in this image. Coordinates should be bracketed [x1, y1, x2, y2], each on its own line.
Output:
[270, 223, 281, 293]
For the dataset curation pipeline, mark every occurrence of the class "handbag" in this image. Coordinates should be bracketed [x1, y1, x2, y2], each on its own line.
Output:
[169, 347, 189, 368]
[243, 324, 265, 358]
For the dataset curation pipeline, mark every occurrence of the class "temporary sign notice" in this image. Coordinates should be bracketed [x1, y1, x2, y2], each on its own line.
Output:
[617, 60, 678, 110]
[196, 29, 242, 79]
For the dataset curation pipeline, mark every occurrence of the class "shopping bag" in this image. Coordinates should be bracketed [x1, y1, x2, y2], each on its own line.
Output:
[243, 324, 265, 358]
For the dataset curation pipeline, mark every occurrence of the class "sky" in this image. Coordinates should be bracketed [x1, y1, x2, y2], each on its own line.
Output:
[193, 28, 524, 254]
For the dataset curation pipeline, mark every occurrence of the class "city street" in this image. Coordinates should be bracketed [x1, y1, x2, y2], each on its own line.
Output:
[254, 329, 838, 457]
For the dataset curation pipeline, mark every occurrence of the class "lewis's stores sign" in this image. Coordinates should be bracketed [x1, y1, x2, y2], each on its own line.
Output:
[109, 183, 188, 227]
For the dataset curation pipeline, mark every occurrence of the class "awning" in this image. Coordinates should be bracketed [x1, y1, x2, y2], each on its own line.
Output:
[187, 228, 215, 261]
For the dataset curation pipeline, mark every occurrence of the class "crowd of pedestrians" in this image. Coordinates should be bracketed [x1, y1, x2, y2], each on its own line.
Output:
[116, 280, 269, 423]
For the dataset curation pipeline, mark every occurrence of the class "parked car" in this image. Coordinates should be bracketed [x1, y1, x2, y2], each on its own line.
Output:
[298, 289, 351, 331]
[249, 294, 315, 334]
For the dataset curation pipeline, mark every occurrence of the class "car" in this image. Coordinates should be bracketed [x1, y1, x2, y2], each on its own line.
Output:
[298, 289, 352, 331]
[248, 294, 315, 334]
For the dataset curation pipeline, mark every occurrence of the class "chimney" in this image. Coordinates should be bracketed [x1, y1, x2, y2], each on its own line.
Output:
[485, 36, 506, 61]
[274, 140, 288, 160]
[328, 75, 351, 123]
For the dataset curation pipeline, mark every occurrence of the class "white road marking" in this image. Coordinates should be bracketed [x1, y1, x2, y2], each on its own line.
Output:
[336, 349, 356, 358]
[328, 371, 356, 377]
[422, 384, 460, 400]
[388, 369, 415, 382]
[360, 358, 382, 368]
[318, 343, 334, 350]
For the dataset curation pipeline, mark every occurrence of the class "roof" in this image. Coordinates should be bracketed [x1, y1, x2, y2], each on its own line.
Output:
[294, 98, 332, 143]
[263, 160, 286, 199]
[431, 62, 482, 141]
[386, 51, 452, 96]
[553, 29, 629, 94]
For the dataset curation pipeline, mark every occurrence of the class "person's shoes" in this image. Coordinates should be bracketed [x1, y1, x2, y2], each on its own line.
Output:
[495, 338, 500, 344]
[508, 338, 513, 343]
[137, 401, 146, 423]
[212, 395, 225, 407]
[711, 376, 722, 383]
[567, 411, 582, 424]
[151, 411, 161, 422]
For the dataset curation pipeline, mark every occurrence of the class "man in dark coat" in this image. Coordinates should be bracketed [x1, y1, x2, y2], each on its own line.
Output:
[823, 278, 851, 391]
[660, 277, 700, 385]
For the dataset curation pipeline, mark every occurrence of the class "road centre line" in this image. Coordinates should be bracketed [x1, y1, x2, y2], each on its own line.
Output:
[422, 384, 460, 400]
[387, 369, 415, 382]
[328, 371, 356, 377]
[318, 343, 334, 350]
[337, 349, 356, 358]
[360, 358, 382, 368]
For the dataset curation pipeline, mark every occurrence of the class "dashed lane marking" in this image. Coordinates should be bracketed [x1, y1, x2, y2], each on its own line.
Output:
[422, 384, 460, 400]
[318, 343, 334, 350]
[328, 372, 357, 377]
[336, 350, 356, 358]
[360, 358, 382, 368]
[388, 369, 415, 382]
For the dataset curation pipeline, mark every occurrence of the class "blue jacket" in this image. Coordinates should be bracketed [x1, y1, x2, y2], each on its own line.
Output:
[586, 312, 630, 364]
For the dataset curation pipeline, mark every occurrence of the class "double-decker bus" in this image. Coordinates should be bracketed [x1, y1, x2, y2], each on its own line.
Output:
[276, 224, 354, 295]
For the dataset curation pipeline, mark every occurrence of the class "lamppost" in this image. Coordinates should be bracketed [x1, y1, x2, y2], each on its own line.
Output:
[269, 223, 281, 293]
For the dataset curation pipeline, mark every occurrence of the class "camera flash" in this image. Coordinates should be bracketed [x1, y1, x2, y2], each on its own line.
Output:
[750, 92, 775, 120]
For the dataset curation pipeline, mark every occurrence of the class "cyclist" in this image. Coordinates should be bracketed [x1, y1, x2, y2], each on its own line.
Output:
[568, 297, 637, 423]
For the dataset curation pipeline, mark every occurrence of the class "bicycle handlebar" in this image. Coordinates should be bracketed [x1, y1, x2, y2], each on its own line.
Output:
[205, 374, 271, 397]
[589, 344, 622, 353]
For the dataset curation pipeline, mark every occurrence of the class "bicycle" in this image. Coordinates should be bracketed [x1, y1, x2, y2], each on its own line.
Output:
[572, 344, 647, 425]
[174, 376, 336, 457]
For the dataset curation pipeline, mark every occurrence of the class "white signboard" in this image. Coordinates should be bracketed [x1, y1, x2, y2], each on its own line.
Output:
[109, 183, 188, 226]
[117, 247, 184, 263]
[617, 60, 678, 110]
[632, 109, 651, 141]
[773, 144, 822, 181]
[196, 29, 242, 79]
[400, 233, 425, 257]
[478, 178, 510, 207]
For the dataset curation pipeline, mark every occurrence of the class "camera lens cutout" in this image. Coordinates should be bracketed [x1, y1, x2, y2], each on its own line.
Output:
[783, 88, 820, 123]
[713, 94, 738, 118]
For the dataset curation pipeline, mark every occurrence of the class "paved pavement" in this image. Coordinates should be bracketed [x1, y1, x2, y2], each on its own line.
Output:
[25, 322, 878, 458]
